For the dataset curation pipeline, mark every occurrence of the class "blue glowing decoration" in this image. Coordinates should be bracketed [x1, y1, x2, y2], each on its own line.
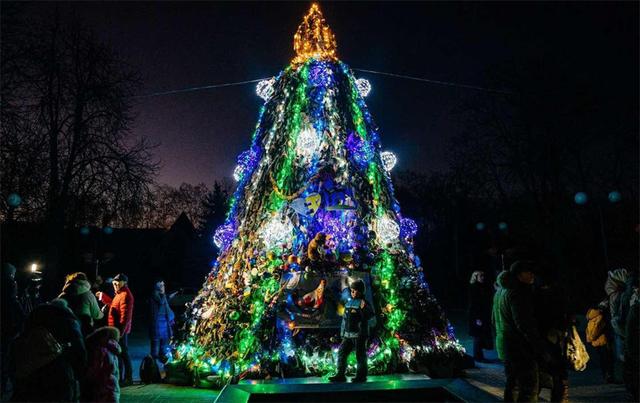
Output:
[308, 61, 333, 87]
[608, 191, 621, 203]
[400, 217, 418, 239]
[498, 222, 508, 231]
[475, 222, 486, 231]
[234, 148, 259, 182]
[80, 226, 90, 236]
[345, 132, 371, 169]
[103, 226, 114, 235]
[574, 192, 588, 205]
[213, 224, 235, 250]
[7, 193, 21, 208]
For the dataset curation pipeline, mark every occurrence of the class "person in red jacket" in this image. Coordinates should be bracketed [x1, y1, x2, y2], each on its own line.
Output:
[97, 273, 134, 386]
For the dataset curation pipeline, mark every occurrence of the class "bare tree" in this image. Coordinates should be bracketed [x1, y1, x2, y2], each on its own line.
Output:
[1, 6, 158, 290]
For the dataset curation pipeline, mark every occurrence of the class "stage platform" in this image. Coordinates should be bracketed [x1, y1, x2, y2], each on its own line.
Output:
[214, 374, 500, 402]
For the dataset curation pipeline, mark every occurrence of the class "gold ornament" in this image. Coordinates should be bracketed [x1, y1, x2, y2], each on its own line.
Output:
[292, 3, 337, 65]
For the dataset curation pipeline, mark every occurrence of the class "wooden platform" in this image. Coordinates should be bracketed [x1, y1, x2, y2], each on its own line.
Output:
[215, 374, 500, 402]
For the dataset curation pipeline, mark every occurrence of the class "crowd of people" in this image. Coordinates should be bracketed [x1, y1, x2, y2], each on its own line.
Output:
[468, 258, 639, 402]
[0, 264, 176, 402]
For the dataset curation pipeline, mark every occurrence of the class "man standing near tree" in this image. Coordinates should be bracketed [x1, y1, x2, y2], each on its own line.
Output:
[97, 273, 134, 386]
[493, 261, 543, 402]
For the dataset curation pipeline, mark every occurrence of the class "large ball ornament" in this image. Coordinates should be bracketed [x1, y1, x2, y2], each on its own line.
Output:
[355, 78, 371, 97]
[296, 126, 321, 161]
[256, 78, 276, 101]
[376, 216, 400, 245]
[380, 151, 397, 172]
[214, 224, 235, 250]
[260, 216, 292, 250]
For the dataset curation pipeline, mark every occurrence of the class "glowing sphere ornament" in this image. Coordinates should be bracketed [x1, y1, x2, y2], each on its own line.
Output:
[375, 216, 400, 245]
[256, 78, 276, 101]
[296, 126, 321, 161]
[355, 78, 371, 97]
[400, 217, 418, 239]
[475, 222, 486, 231]
[380, 151, 397, 172]
[498, 222, 508, 231]
[213, 224, 235, 250]
[80, 226, 90, 236]
[260, 216, 292, 249]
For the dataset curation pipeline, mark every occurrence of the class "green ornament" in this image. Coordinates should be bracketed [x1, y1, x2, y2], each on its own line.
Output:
[229, 311, 240, 321]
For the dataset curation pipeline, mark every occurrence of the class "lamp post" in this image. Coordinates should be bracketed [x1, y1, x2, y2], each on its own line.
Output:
[574, 190, 621, 271]
[80, 225, 114, 280]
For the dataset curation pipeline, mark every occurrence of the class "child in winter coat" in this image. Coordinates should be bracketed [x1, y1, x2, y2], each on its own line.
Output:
[329, 279, 374, 383]
[83, 326, 121, 402]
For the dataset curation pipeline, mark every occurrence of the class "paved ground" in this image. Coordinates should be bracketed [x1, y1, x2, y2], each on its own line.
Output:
[121, 309, 630, 402]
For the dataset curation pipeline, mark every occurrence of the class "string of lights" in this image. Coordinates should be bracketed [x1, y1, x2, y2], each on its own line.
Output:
[132, 69, 510, 99]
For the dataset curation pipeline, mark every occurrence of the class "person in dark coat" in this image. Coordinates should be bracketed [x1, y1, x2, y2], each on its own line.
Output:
[11, 299, 87, 402]
[1, 263, 24, 400]
[83, 326, 121, 403]
[623, 287, 638, 401]
[492, 261, 543, 402]
[468, 270, 493, 362]
[149, 279, 175, 364]
[97, 273, 134, 386]
[59, 272, 104, 336]
[535, 268, 570, 402]
[329, 279, 374, 383]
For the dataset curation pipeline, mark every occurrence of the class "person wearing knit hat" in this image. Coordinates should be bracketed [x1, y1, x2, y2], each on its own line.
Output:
[329, 278, 374, 383]
[493, 260, 543, 401]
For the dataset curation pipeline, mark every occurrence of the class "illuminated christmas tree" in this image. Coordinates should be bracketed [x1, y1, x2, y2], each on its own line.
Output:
[173, 4, 464, 385]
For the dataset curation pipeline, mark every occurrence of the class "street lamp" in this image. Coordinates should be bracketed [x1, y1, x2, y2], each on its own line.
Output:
[573, 191, 622, 271]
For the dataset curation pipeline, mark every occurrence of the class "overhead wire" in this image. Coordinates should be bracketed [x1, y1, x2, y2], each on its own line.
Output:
[132, 69, 511, 99]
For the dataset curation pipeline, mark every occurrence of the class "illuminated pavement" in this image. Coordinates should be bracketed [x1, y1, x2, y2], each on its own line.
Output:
[121, 310, 629, 402]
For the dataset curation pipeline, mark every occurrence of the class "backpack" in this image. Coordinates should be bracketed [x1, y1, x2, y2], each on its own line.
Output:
[13, 325, 63, 379]
[566, 325, 589, 371]
[585, 308, 607, 347]
[139, 354, 161, 384]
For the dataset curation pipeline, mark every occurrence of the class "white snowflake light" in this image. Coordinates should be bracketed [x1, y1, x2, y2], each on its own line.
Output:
[256, 78, 276, 101]
[260, 216, 292, 249]
[355, 78, 371, 97]
[375, 215, 400, 245]
[296, 126, 321, 161]
[380, 151, 397, 172]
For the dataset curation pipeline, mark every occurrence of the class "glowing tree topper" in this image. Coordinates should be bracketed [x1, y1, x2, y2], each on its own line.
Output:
[355, 78, 371, 97]
[256, 78, 276, 101]
[375, 215, 400, 245]
[380, 151, 397, 172]
[260, 215, 292, 249]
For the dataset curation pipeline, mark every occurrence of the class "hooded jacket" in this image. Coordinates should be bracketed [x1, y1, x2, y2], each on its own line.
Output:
[84, 326, 121, 403]
[58, 278, 103, 329]
[492, 271, 542, 361]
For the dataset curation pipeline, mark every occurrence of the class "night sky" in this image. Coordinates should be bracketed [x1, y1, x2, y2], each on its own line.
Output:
[55, 2, 638, 186]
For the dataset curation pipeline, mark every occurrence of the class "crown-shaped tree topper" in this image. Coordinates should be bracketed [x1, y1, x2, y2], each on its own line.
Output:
[292, 3, 337, 65]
